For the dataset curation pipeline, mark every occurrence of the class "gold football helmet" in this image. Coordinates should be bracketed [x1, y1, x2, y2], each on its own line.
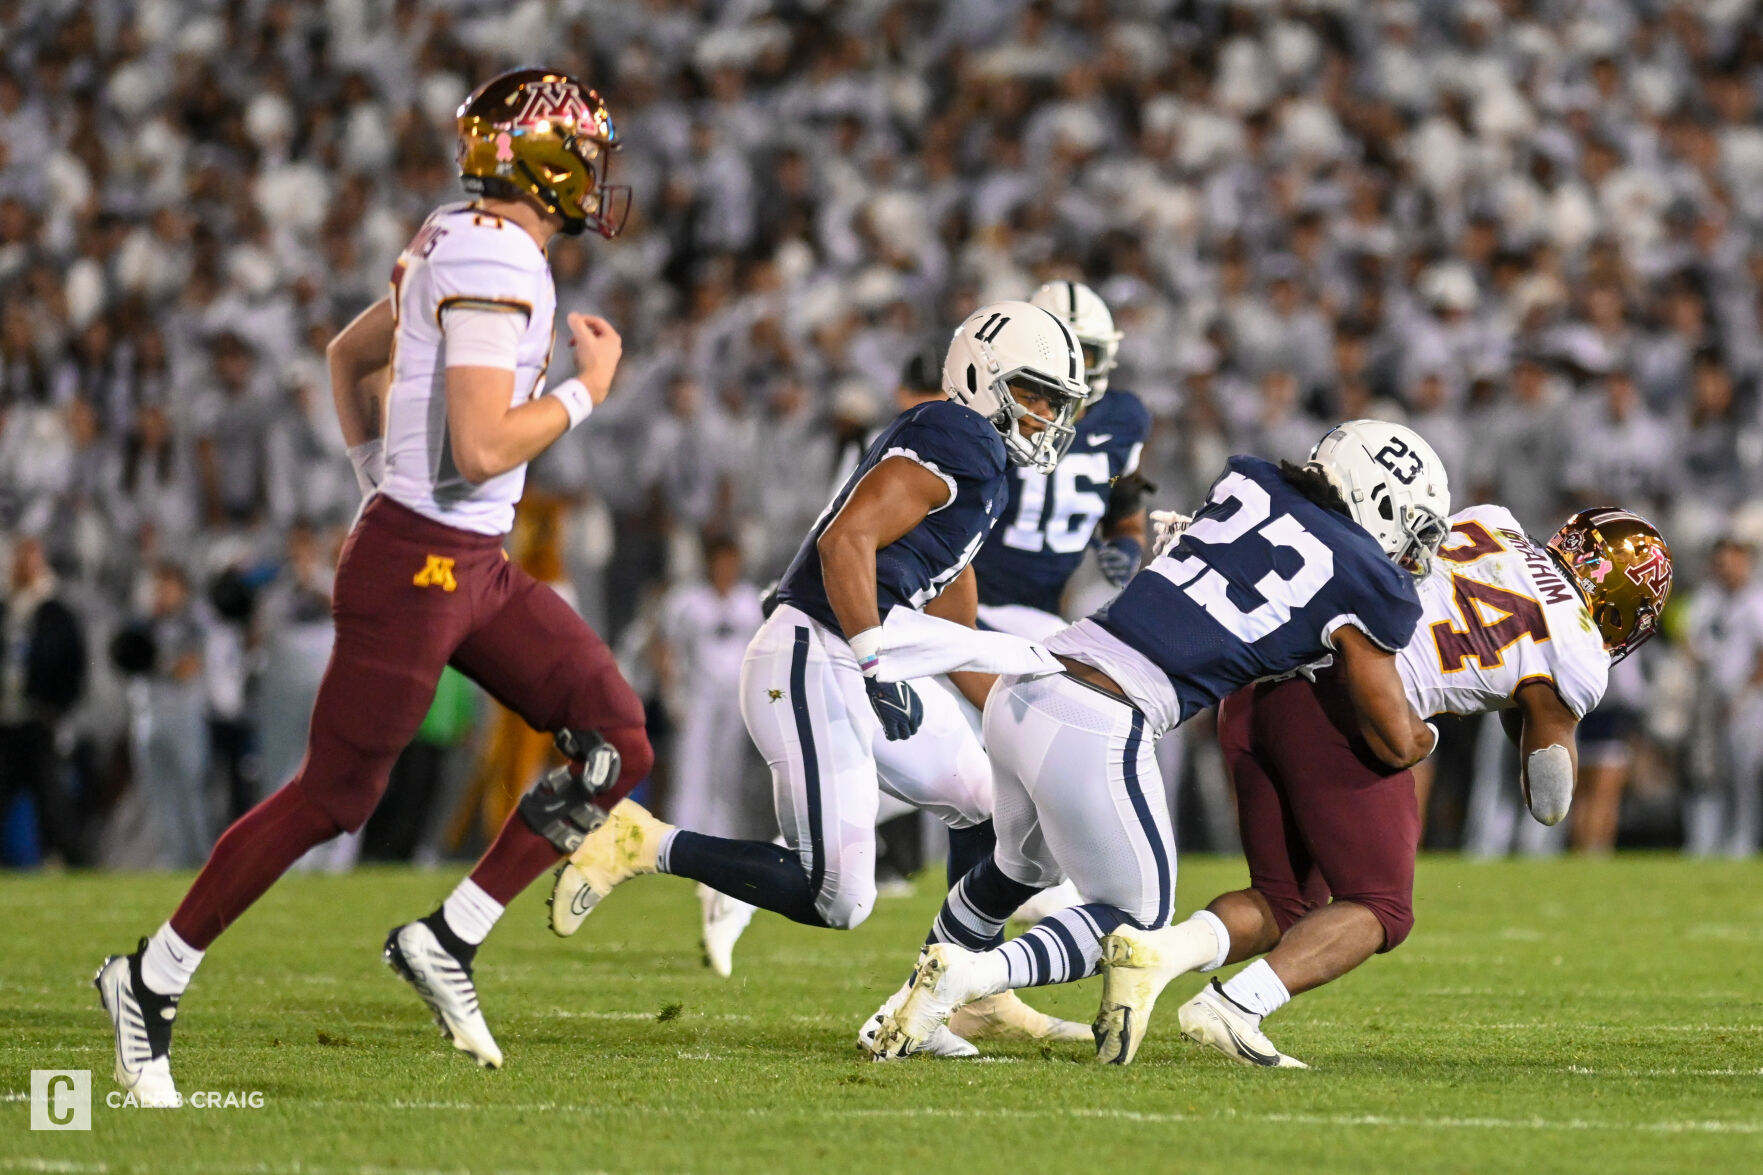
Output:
[457, 68, 629, 238]
[1547, 508, 1673, 661]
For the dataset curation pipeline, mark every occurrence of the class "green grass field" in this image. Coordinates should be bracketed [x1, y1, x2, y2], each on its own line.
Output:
[3, 856, 1761, 1174]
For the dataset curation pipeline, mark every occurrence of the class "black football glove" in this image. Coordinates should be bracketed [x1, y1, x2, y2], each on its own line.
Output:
[864, 676, 924, 741]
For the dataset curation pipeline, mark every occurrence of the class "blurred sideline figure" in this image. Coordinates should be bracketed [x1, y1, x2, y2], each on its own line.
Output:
[0, 535, 87, 864]
[657, 532, 766, 973]
[1683, 538, 1763, 856]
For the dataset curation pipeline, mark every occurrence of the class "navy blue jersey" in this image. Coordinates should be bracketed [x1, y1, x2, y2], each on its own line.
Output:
[974, 390, 1151, 613]
[1094, 455, 1422, 724]
[777, 399, 1009, 631]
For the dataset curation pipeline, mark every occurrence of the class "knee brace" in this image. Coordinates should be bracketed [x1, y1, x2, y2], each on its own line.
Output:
[517, 729, 621, 853]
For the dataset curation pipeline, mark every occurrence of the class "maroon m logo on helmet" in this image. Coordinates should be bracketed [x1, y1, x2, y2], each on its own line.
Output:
[515, 80, 591, 128]
[1625, 546, 1671, 598]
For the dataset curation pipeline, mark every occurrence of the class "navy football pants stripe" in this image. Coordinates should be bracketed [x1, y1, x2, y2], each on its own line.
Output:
[789, 627, 825, 903]
[1120, 709, 1170, 927]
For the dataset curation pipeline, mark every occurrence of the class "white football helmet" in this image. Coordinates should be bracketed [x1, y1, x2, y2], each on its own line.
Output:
[943, 300, 1089, 472]
[1030, 280, 1122, 406]
[1308, 419, 1451, 576]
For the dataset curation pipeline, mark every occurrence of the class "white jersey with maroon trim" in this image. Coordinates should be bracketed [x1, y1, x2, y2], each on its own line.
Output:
[380, 203, 556, 536]
[1397, 504, 1609, 720]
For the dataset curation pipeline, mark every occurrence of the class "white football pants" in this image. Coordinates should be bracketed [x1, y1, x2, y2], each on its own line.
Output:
[740, 604, 991, 929]
[985, 670, 1175, 928]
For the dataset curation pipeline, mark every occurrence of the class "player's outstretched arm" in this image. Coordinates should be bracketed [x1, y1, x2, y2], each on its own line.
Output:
[446, 312, 621, 484]
[327, 296, 394, 448]
[818, 456, 950, 643]
[1510, 680, 1580, 826]
[1334, 625, 1437, 769]
[924, 565, 996, 709]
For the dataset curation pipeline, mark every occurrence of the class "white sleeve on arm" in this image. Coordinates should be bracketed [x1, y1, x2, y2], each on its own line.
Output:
[441, 305, 524, 369]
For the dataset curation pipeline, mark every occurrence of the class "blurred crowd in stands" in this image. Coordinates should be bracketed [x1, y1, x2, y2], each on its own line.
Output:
[5, 0, 1763, 870]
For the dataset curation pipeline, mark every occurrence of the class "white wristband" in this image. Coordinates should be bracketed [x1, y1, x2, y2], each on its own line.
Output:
[549, 378, 594, 431]
[848, 627, 883, 677]
[347, 438, 383, 497]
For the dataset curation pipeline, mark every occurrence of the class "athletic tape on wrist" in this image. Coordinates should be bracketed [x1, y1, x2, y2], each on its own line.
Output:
[848, 627, 883, 677]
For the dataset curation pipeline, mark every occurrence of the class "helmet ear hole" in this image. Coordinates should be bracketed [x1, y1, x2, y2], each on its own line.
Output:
[1378, 494, 1395, 521]
[966, 364, 978, 394]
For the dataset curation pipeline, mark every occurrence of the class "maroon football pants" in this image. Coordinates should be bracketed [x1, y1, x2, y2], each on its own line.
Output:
[1218, 669, 1420, 952]
[170, 496, 651, 948]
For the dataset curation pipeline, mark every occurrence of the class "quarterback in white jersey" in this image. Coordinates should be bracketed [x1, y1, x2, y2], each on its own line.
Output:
[1097, 505, 1672, 1070]
[95, 68, 647, 1101]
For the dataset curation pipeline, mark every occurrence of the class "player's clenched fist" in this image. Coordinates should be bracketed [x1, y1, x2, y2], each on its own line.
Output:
[567, 312, 622, 405]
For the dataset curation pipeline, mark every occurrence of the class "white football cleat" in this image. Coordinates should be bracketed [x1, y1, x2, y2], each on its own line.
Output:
[383, 921, 503, 1069]
[873, 944, 1000, 1060]
[94, 942, 181, 1107]
[1177, 980, 1308, 1069]
[858, 983, 977, 1059]
[548, 800, 671, 936]
[698, 884, 755, 978]
[1094, 922, 1215, 1065]
[949, 991, 1090, 1044]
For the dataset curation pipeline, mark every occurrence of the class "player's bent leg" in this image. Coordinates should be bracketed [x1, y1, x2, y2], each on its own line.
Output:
[979, 676, 1183, 1062]
[99, 514, 476, 1089]
[675, 611, 882, 929]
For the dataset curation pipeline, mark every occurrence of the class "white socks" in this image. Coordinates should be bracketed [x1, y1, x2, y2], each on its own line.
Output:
[970, 946, 1012, 997]
[1188, 909, 1231, 972]
[441, 879, 505, 947]
[1220, 958, 1291, 1023]
[141, 923, 203, 996]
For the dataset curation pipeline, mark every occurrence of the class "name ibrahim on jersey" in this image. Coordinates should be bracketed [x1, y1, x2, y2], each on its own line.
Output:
[1100, 505, 1672, 1070]
[972, 281, 1153, 639]
[97, 69, 643, 1098]
[546, 308, 1093, 959]
[869, 419, 1454, 1061]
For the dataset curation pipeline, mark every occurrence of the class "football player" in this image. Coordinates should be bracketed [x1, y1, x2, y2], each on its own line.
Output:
[549, 303, 1091, 1049]
[973, 281, 1152, 639]
[95, 69, 642, 1097]
[964, 282, 1151, 951]
[1097, 506, 1672, 1068]
[868, 420, 1451, 1060]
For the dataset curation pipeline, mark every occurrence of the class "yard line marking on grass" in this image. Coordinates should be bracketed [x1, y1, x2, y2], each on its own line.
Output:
[1297, 1020, 1763, 1033]
[318, 1099, 1763, 1136]
[1565, 1065, 1763, 1078]
[11, 1149, 612, 1175]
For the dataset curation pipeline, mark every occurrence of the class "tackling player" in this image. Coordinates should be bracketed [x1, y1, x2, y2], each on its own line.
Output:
[95, 69, 644, 1098]
[869, 421, 1452, 1060]
[974, 281, 1152, 638]
[1098, 506, 1672, 1068]
[547, 305, 1089, 1020]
